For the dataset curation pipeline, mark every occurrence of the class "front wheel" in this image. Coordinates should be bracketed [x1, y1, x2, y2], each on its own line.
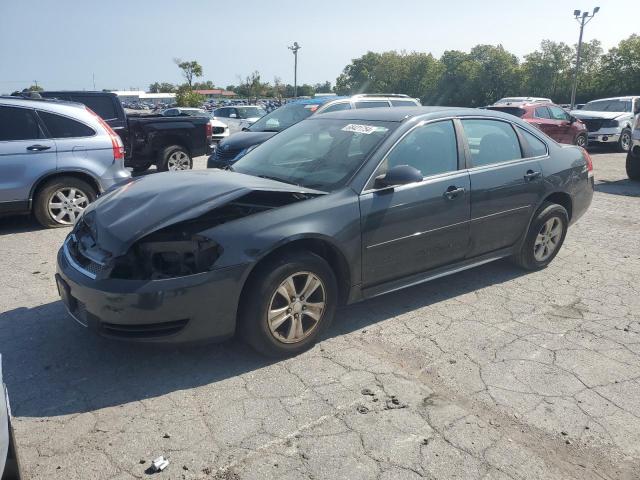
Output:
[239, 251, 337, 357]
[511, 202, 569, 271]
[627, 150, 640, 181]
[618, 128, 632, 153]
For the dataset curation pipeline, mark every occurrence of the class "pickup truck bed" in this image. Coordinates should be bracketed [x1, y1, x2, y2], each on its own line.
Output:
[39, 91, 211, 171]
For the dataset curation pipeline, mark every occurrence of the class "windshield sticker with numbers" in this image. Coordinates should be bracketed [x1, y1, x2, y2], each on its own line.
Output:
[341, 124, 385, 134]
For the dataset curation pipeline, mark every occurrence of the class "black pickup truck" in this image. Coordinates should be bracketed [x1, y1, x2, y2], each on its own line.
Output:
[39, 91, 211, 171]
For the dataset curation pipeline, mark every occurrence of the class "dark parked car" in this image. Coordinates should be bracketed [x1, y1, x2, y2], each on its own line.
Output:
[207, 94, 421, 169]
[56, 107, 594, 357]
[487, 101, 588, 147]
[39, 91, 211, 171]
[1, 355, 20, 479]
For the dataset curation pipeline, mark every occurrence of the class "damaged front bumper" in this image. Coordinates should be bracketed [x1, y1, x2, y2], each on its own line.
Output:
[56, 246, 248, 343]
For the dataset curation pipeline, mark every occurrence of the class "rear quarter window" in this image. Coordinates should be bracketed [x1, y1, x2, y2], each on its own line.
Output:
[38, 111, 95, 138]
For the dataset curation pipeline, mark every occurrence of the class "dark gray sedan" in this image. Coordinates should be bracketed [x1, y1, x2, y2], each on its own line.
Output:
[56, 107, 594, 356]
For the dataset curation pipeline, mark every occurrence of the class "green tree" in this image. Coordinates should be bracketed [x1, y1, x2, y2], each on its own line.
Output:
[174, 58, 203, 89]
[598, 34, 640, 97]
[192, 80, 217, 90]
[314, 81, 333, 93]
[149, 82, 176, 93]
[175, 85, 205, 107]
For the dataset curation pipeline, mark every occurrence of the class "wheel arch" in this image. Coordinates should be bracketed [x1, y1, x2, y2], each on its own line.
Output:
[30, 170, 101, 205]
[238, 235, 353, 310]
[541, 191, 573, 221]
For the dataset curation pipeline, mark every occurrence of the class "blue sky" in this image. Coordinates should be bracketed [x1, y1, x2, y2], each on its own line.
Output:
[0, 0, 637, 93]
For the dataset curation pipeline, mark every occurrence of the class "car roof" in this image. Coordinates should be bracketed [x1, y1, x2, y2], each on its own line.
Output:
[491, 101, 555, 108]
[290, 96, 350, 105]
[585, 96, 638, 102]
[310, 106, 503, 123]
[0, 95, 85, 109]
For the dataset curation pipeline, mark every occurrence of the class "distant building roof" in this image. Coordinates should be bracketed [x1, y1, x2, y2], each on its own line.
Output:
[194, 89, 236, 97]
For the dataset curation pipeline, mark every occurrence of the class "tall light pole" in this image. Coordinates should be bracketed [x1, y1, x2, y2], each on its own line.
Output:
[288, 42, 301, 98]
[570, 7, 599, 110]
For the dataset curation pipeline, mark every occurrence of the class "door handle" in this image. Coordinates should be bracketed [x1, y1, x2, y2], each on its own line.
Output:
[26, 144, 51, 151]
[524, 170, 541, 181]
[443, 186, 465, 200]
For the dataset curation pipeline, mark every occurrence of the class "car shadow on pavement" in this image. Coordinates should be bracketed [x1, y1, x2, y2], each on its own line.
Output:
[594, 178, 640, 197]
[1, 259, 525, 419]
[0, 215, 47, 235]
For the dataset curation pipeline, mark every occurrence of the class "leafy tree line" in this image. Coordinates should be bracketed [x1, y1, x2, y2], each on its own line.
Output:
[335, 34, 640, 106]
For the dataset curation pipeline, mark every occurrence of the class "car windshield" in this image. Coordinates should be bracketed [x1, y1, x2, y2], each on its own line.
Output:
[248, 103, 318, 132]
[237, 107, 266, 119]
[583, 100, 631, 112]
[233, 118, 396, 191]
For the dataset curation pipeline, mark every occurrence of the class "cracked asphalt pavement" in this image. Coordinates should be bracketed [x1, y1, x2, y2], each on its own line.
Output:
[1, 150, 639, 479]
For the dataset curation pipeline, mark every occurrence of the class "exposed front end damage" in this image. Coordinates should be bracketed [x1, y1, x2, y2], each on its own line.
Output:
[55, 170, 323, 342]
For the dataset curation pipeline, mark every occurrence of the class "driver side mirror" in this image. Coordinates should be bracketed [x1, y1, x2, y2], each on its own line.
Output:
[569, 115, 576, 123]
[374, 165, 423, 190]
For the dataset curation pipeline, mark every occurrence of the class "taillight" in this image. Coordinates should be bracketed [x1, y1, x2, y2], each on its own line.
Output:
[580, 147, 594, 178]
[85, 106, 125, 162]
[206, 122, 212, 139]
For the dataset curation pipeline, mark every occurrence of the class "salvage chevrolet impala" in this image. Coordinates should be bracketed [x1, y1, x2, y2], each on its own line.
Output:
[56, 107, 594, 356]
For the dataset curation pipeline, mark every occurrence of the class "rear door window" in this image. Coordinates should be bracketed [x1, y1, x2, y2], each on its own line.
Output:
[38, 111, 95, 138]
[534, 107, 551, 119]
[390, 99, 418, 107]
[0, 106, 43, 141]
[461, 119, 522, 167]
[320, 102, 352, 113]
[355, 101, 390, 109]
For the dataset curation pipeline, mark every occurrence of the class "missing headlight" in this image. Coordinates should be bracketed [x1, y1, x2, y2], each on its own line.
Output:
[111, 237, 221, 280]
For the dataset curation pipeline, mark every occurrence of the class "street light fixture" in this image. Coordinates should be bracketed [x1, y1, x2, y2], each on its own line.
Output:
[570, 7, 600, 110]
[288, 42, 301, 98]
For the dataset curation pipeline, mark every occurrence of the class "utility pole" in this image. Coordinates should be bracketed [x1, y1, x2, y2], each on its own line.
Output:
[288, 42, 301, 98]
[570, 7, 599, 110]
[33, 80, 38, 89]
[92, 73, 96, 90]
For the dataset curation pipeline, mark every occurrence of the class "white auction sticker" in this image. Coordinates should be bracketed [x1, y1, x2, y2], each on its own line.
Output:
[341, 124, 381, 134]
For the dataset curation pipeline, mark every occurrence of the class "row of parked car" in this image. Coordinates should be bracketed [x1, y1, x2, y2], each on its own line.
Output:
[1, 90, 639, 230]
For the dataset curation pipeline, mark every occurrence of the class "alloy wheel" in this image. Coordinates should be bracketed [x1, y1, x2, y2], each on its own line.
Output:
[621, 132, 631, 151]
[267, 272, 326, 344]
[533, 217, 563, 262]
[48, 187, 90, 225]
[167, 151, 190, 170]
[576, 135, 586, 147]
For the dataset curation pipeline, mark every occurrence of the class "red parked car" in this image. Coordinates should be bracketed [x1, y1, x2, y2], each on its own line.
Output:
[488, 101, 588, 147]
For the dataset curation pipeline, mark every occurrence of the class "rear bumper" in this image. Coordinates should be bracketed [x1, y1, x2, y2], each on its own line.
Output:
[56, 247, 248, 344]
[570, 175, 594, 225]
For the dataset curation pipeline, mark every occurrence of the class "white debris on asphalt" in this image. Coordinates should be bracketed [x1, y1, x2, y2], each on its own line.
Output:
[151, 456, 169, 472]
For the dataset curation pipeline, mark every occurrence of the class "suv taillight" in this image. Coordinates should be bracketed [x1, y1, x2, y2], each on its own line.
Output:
[580, 147, 594, 178]
[206, 122, 212, 139]
[85, 106, 125, 162]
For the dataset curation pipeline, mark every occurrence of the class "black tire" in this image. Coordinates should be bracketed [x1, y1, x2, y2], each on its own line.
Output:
[131, 163, 152, 173]
[617, 128, 632, 153]
[239, 250, 338, 357]
[626, 150, 640, 181]
[33, 176, 97, 228]
[157, 145, 192, 172]
[575, 133, 588, 148]
[511, 202, 569, 271]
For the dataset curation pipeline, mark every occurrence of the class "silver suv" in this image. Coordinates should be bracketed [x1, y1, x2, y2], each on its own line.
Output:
[571, 96, 640, 152]
[0, 96, 130, 227]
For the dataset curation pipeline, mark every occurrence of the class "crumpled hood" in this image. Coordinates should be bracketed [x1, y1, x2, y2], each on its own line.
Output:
[570, 110, 627, 120]
[81, 170, 321, 257]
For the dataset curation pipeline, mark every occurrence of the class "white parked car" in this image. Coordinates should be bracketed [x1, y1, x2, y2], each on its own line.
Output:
[571, 96, 640, 152]
[161, 108, 229, 144]
[212, 105, 266, 134]
[493, 96, 553, 105]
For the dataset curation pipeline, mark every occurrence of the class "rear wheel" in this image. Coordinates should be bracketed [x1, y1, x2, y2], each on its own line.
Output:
[33, 176, 97, 228]
[158, 145, 192, 172]
[239, 251, 337, 357]
[627, 150, 640, 181]
[617, 128, 632, 153]
[512, 202, 568, 270]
